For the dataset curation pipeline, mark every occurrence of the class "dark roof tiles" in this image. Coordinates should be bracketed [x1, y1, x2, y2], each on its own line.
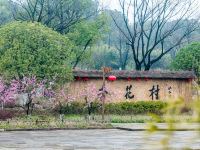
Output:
[73, 70, 196, 79]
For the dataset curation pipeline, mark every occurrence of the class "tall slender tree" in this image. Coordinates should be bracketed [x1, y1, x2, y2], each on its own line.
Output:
[111, 0, 200, 70]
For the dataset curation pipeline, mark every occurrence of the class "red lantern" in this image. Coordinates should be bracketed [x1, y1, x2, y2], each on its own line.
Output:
[82, 77, 89, 81]
[75, 77, 81, 80]
[127, 77, 131, 81]
[108, 75, 117, 81]
[136, 77, 141, 81]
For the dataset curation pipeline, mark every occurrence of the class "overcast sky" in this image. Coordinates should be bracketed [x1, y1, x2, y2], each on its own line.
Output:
[99, 0, 200, 20]
[99, 0, 121, 10]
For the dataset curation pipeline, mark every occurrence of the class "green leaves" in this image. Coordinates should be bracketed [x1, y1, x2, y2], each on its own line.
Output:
[66, 13, 108, 67]
[171, 42, 200, 78]
[0, 21, 74, 83]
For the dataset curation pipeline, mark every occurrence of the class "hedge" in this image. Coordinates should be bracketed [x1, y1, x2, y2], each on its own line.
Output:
[56, 101, 167, 115]
[105, 101, 167, 115]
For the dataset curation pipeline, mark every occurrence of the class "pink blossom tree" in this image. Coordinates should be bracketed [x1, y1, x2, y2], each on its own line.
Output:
[103, 83, 124, 102]
[57, 83, 99, 118]
[97, 81, 122, 121]
[58, 88, 75, 114]
[0, 79, 18, 110]
[80, 83, 98, 116]
[54, 87, 76, 121]
[13, 76, 55, 115]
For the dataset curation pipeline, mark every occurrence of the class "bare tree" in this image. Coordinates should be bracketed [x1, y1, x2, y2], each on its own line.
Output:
[111, 0, 200, 70]
[10, 0, 47, 22]
[10, 0, 99, 33]
[115, 32, 130, 70]
[105, 10, 131, 70]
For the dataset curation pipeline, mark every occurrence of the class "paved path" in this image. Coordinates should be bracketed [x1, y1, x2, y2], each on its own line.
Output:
[112, 123, 200, 130]
[0, 129, 200, 149]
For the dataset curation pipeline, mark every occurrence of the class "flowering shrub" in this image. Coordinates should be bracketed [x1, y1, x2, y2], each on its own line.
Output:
[56, 82, 123, 117]
[60, 88, 76, 103]
[12, 76, 55, 115]
[56, 87, 76, 115]
[81, 83, 99, 116]
[97, 85, 108, 102]
[80, 83, 98, 103]
[103, 83, 124, 102]
[0, 79, 18, 110]
[57, 83, 99, 116]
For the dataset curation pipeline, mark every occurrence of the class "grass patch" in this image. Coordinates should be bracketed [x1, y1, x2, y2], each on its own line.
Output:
[64, 114, 194, 123]
[0, 115, 112, 130]
[0, 114, 195, 130]
[110, 115, 151, 123]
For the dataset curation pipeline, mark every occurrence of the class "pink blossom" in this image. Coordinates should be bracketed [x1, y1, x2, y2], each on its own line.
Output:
[80, 83, 98, 103]
[13, 76, 55, 99]
[0, 79, 17, 107]
[59, 88, 75, 103]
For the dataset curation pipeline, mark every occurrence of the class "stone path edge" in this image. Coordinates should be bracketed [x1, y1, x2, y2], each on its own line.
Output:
[0, 127, 199, 132]
[116, 127, 200, 131]
[0, 127, 114, 132]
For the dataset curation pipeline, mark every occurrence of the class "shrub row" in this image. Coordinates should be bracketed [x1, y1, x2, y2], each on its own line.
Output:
[56, 101, 167, 115]
[105, 101, 167, 115]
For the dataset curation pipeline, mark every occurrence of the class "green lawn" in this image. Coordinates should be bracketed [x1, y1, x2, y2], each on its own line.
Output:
[0, 114, 194, 130]
[63, 114, 194, 123]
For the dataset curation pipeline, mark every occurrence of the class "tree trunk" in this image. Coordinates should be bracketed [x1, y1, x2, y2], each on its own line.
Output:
[144, 65, 151, 71]
[135, 64, 142, 70]
[121, 65, 126, 70]
[1, 102, 4, 110]
[26, 94, 33, 116]
[102, 69, 105, 122]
